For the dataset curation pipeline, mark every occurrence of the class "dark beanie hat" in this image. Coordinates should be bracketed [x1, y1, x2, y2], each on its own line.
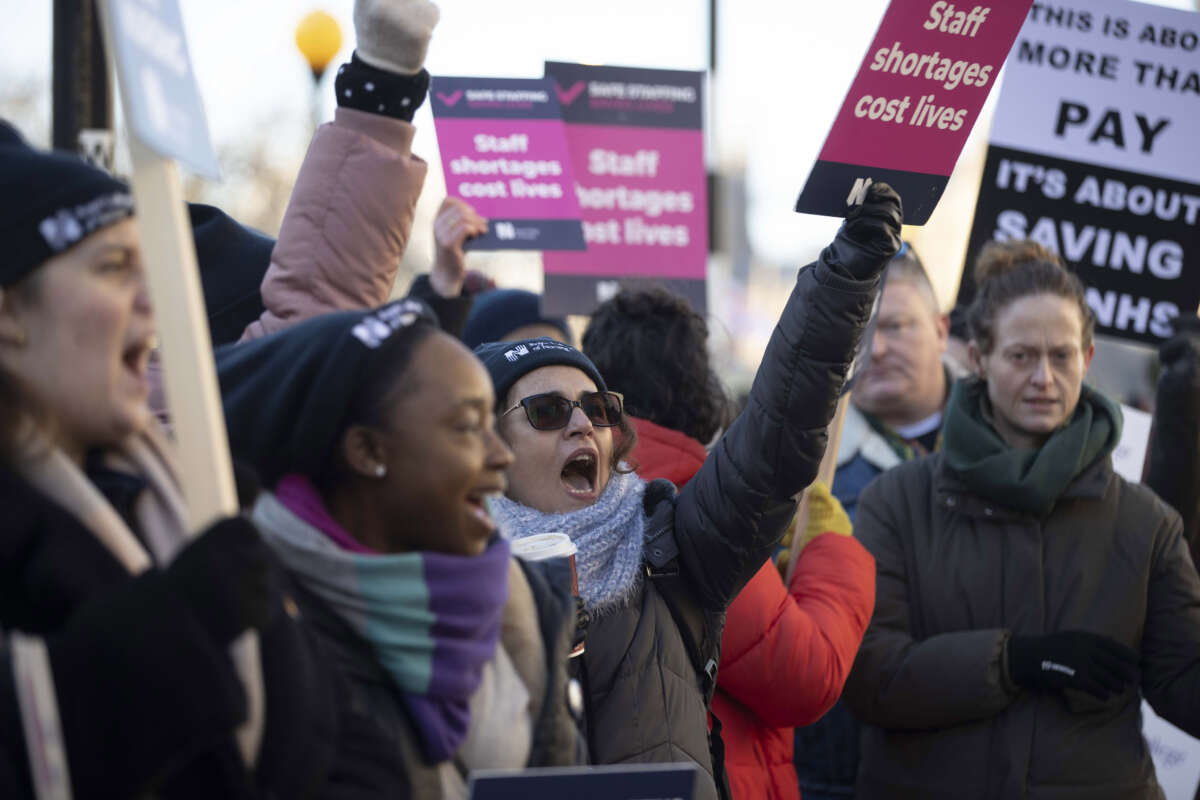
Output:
[0, 135, 134, 287]
[474, 337, 607, 409]
[0, 119, 25, 147]
[189, 203, 275, 346]
[217, 298, 438, 486]
[462, 288, 570, 349]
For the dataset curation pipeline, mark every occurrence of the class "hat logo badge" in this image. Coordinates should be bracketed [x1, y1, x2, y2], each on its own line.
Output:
[39, 210, 84, 252]
[504, 344, 530, 362]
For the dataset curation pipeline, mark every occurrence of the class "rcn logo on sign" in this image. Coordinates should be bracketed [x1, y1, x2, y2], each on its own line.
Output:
[847, 177, 873, 207]
[496, 222, 517, 240]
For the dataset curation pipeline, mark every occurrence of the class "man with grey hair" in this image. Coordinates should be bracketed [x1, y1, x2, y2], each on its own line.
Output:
[832, 242, 961, 521]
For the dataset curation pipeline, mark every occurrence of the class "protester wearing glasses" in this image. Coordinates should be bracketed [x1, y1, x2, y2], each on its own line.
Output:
[843, 250, 1200, 799]
[218, 300, 585, 798]
[581, 286, 876, 800]
[473, 183, 902, 800]
[0, 128, 338, 799]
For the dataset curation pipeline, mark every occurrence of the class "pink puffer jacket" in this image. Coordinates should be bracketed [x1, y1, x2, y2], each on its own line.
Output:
[149, 107, 426, 417]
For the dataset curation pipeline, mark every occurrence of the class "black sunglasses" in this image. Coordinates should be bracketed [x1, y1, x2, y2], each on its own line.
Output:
[501, 391, 624, 431]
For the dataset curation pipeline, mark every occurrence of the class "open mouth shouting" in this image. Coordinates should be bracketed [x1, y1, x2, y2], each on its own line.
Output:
[121, 335, 154, 396]
[560, 447, 599, 501]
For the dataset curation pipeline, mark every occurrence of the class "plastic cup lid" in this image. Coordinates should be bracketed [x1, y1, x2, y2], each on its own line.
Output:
[510, 532, 577, 561]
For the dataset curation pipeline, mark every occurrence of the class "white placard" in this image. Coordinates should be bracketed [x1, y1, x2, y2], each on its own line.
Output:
[991, 0, 1200, 184]
[1145, 700, 1200, 799]
[1113, 403, 1153, 482]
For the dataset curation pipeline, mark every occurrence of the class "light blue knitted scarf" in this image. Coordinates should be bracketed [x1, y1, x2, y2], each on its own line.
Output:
[489, 471, 647, 615]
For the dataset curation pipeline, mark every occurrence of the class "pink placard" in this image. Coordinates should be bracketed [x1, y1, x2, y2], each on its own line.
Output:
[545, 125, 706, 280]
[436, 118, 581, 220]
[431, 75, 585, 251]
[796, 0, 1033, 224]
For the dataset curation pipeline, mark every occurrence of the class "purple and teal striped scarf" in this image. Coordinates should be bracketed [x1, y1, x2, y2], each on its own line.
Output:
[252, 476, 511, 762]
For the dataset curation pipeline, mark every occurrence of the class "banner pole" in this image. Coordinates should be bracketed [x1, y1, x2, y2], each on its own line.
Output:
[96, 0, 263, 765]
[125, 136, 264, 767]
[784, 393, 851, 586]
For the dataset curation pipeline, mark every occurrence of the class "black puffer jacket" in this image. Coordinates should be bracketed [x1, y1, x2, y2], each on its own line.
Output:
[0, 467, 337, 800]
[579, 238, 885, 800]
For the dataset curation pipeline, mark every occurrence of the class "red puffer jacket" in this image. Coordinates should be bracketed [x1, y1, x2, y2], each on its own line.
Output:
[631, 416, 876, 800]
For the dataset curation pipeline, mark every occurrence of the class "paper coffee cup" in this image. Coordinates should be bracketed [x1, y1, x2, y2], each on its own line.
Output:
[511, 533, 584, 657]
[511, 533, 578, 596]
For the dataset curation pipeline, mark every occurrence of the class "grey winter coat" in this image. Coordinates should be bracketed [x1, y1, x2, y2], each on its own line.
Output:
[580, 247, 883, 800]
[844, 453, 1200, 800]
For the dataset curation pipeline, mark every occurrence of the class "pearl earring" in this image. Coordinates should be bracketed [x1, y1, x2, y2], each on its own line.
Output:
[375, 464, 387, 478]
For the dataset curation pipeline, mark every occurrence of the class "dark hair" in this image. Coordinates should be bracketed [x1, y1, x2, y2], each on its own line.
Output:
[611, 413, 639, 474]
[967, 240, 1094, 354]
[315, 320, 440, 491]
[582, 286, 728, 445]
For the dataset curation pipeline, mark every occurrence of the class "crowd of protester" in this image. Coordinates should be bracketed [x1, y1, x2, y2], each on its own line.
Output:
[3, 1, 1200, 799]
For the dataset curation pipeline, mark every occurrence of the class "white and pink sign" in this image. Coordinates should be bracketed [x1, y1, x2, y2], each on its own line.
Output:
[795, 0, 1034, 224]
[543, 62, 708, 314]
[431, 76, 585, 251]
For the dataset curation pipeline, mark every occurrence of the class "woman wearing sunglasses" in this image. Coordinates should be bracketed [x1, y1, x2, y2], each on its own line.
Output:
[218, 299, 584, 798]
[475, 183, 903, 800]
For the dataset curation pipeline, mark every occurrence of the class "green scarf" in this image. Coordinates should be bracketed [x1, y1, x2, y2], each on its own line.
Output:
[941, 378, 1123, 516]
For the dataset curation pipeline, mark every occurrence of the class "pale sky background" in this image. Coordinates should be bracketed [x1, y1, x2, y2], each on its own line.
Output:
[0, 0, 902, 269]
[2, 0, 1192, 279]
[1, 0, 1193, 395]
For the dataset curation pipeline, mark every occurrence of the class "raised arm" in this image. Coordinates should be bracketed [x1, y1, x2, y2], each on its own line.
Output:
[676, 183, 902, 610]
[240, 0, 438, 341]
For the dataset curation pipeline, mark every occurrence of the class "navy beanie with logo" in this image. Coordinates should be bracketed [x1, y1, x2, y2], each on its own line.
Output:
[217, 298, 438, 486]
[462, 288, 570, 349]
[0, 133, 133, 287]
[474, 337, 607, 410]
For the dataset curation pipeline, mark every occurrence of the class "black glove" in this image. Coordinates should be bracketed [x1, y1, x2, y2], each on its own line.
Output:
[1159, 315, 1200, 370]
[1007, 631, 1139, 701]
[824, 182, 903, 281]
[844, 182, 904, 257]
[167, 516, 274, 646]
[43, 572, 248, 798]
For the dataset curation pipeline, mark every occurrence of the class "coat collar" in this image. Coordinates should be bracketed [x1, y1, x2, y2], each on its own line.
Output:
[935, 454, 1114, 521]
[839, 364, 958, 470]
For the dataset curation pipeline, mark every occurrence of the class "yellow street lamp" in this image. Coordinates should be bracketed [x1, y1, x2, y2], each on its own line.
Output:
[295, 10, 343, 81]
[295, 10, 343, 130]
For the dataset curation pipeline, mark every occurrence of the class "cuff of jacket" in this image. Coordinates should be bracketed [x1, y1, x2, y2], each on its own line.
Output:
[333, 106, 416, 157]
[406, 273, 475, 339]
[809, 248, 884, 296]
[997, 630, 1019, 696]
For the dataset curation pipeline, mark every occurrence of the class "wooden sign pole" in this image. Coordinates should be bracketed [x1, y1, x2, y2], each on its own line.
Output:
[125, 138, 264, 766]
[96, 0, 264, 767]
[785, 392, 851, 586]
